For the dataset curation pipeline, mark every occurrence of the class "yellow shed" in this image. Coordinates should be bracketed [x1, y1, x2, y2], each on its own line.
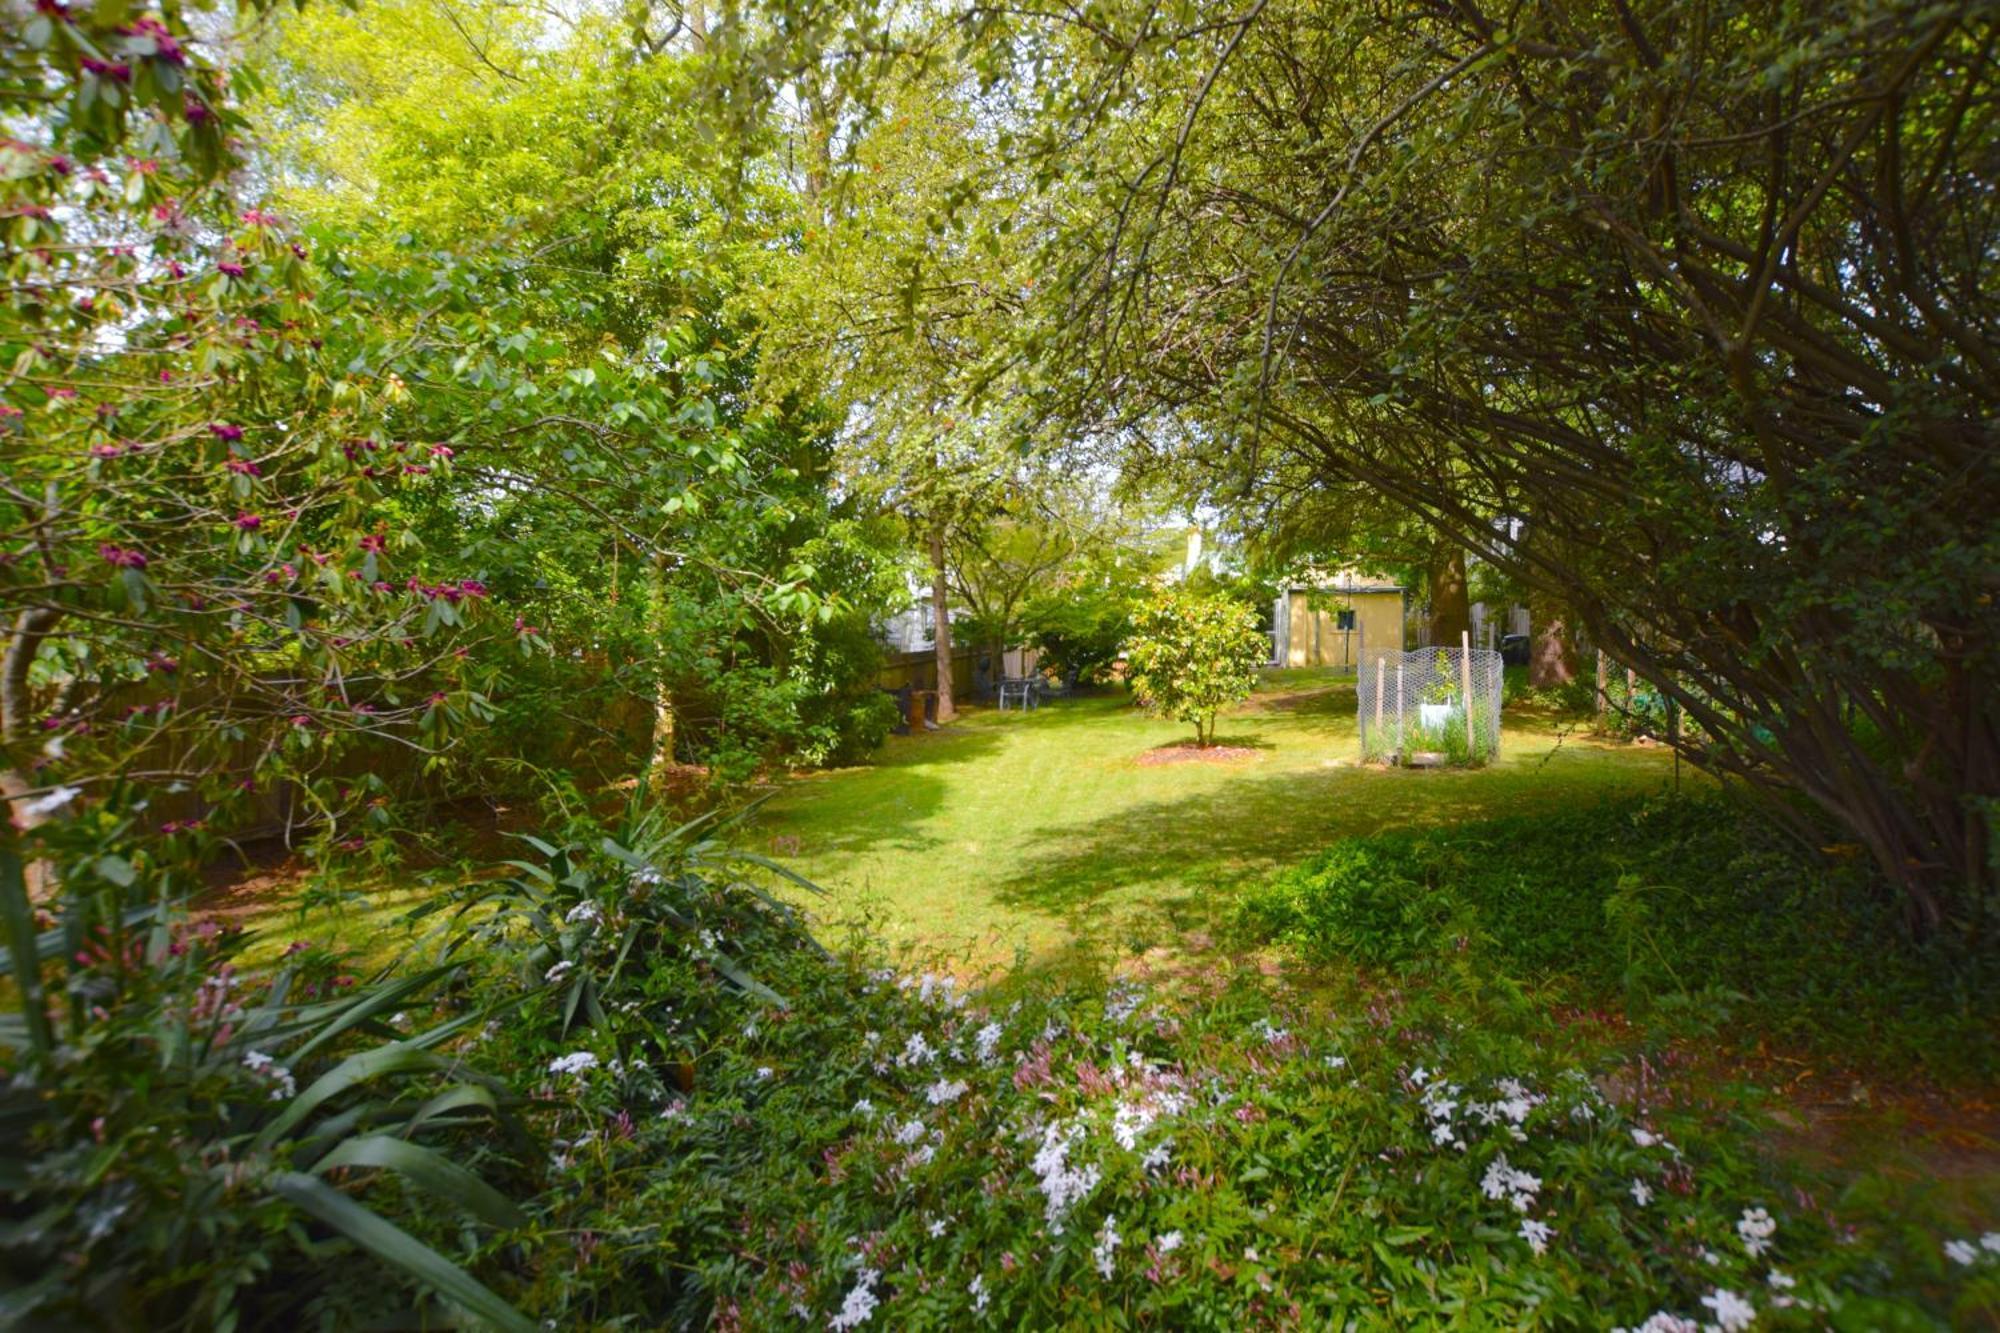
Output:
[1275, 580, 1405, 669]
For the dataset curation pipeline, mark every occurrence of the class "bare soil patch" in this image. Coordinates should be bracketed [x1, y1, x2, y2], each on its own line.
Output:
[1136, 742, 1263, 767]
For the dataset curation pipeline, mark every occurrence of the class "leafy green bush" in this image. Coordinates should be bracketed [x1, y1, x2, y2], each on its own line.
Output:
[1239, 794, 2000, 1078]
[0, 853, 531, 1331]
[1125, 587, 1271, 746]
[1023, 586, 1136, 687]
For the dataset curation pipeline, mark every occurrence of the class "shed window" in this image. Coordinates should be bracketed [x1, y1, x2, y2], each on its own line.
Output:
[1336, 609, 1357, 631]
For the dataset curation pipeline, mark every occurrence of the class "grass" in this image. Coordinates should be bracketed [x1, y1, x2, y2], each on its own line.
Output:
[750, 670, 1680, 971]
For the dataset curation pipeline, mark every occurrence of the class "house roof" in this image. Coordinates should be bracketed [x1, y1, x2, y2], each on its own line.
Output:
[1285, 581, 1403, 595]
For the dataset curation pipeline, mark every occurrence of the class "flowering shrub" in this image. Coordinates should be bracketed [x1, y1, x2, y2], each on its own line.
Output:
[456, 818, 1995, 1329]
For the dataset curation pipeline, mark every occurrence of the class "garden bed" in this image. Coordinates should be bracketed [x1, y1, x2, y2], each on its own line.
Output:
[1135, 741, 1262, 766]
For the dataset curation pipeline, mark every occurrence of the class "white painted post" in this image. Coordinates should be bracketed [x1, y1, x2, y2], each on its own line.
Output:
[1395, 661, 1405, 760]
[1461, 630, 1476, 757]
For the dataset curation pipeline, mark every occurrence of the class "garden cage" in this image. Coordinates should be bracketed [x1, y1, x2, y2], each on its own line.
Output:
[1358, 643, 1503, 767]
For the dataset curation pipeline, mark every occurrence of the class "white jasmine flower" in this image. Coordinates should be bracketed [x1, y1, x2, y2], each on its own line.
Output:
[1614, 1315, 1699, 1333]
[1767, 1270, 1794, 1290]
[968, 1273, 988, 1313]
[1518, 1218, 1553, 1255]
[1984, 1232, 2000, 1253]
[1700, 1287, 1756, 1332]
[1945, 1238, 1980, 1266]
[974, 1022, 1004, 1062]
[829, 1269, 880, 1329]
[1029, 1122, 1101, 1233]
[898, 1032, 937, 1067]
[852, 1098, 875, 1117]
[926, 1078, 969, 1105]
[1631, 1127, 1659, 1147]
[755, 1066, 773, 1080]
[543, 960, 574, 985]
[1141, 1141, 1172, 1173]
[1630, 1178, 1654, 1206]
[563, 901, 601, 925]
[547, 1051, 599, 1077]
[1093, 1214, 1121, 1278]
[20, 785, 81, 817]
[659, 1098, 687, 1119]
[1324, 1054, 1347, 1069]
[1736, 1206, 1777, 1257]
[928, 1217, 948, 1238]
[893, 1118, 926, 1146]
[1157, 1230, 1184, 1254]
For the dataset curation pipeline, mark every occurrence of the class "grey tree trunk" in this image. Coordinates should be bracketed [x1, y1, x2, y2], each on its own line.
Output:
[929, 526, 956, 723]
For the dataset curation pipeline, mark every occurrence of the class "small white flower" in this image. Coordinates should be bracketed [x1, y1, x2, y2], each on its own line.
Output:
[755, 1066, 773, 1080]
[20, 785, 81, 817]
[543, 960, 575, 985]
[1699, 1287, 1755, 1332]
[974, 1021, 1004, 1062]
[1157, 1230, 1184, 1254]
[1614, 1315, 1699, 1333]
[563, 901, 601, 925]
[1093, 1214, 1121, 1278]
[830, 1269, 880, 1329]
[547, 1051, 599, 1077]
[1983, 1231, 2000, 1253]
[659, 1097, 687, 1119]
[1324, 1054, 1348, 1069]
[1140, 1141, 1172, 1173]
[852, 1098, 874, 1117]
[1736, 1206, 1777, 1258]
[928, 1217, 948, 1238]
[1630, 1127, 1659, 1147]
[968, 1273, 989, 1313]
[1945, 1238, 1980, 1266]
[1518, 1218, 1554, 1256]
[898, 1032, 937, 1067]
[893, 1118, 926, 1146]
[926, 1078, 969, 1105]
[1767, 1270, 1795, 1290]
[1630, 1178, 1654, 1207]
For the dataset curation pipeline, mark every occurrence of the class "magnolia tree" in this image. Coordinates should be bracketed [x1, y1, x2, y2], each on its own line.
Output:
[1124, 587, 1268, 748]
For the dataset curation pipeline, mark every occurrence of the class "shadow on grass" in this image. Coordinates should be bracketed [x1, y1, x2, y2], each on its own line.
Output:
[993, 757, 1674, 925]
[758, 723, 1009, 859]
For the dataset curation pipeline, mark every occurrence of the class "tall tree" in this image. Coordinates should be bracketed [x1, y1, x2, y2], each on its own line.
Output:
[968, 0, 2000, 922]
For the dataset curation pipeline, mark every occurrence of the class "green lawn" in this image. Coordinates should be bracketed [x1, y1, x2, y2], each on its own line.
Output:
[752, 671, 1682, 971]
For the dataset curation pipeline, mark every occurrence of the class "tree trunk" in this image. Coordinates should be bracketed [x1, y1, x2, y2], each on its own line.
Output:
[2, 606, 63, 899]
[645, 556, 678, 787]
[1529, 612, 1580, 688]
[1427, 542, 1470, 646]
[929, 525, 956, 723]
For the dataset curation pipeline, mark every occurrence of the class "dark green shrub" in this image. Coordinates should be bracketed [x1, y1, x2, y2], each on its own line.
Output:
[1240, 795, 2000, 1078]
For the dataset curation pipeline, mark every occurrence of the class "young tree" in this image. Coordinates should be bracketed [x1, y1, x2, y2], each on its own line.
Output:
[1125, 587, 1269, 748]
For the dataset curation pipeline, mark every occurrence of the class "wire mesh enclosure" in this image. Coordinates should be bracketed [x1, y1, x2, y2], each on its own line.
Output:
[1358, 645, 1504, 767]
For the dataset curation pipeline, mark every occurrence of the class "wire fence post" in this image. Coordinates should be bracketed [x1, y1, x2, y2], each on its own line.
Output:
[1460, 630, 1475, 755]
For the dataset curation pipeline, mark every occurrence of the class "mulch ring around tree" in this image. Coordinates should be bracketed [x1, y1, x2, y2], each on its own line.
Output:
[1135, 741, 1264, 766]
